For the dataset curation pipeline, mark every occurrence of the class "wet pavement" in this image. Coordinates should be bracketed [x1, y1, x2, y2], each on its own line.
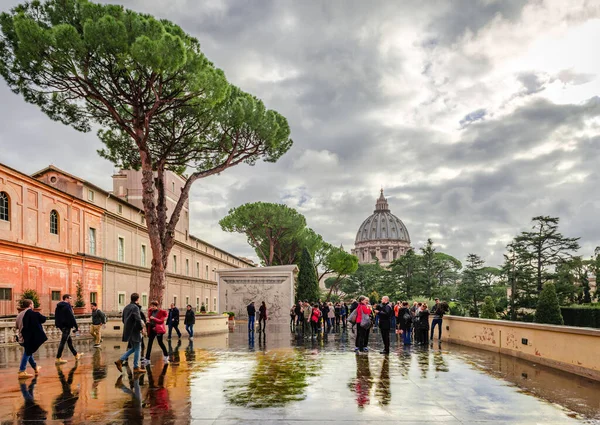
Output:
[0, 324, 599, 424]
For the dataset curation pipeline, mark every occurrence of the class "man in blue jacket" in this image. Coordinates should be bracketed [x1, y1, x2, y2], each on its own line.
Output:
[55, 294, 82, 364]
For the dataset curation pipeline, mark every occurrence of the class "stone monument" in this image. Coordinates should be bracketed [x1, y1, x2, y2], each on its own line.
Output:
[217, 265, 298, 324]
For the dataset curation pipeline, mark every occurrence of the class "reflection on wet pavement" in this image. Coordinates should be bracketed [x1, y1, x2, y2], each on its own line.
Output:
[0, 325, 598, 424]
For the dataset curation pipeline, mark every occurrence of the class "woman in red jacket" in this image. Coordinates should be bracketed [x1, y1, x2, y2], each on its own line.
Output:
[355, 296, 372, 353]
[144, 301, 169, 364]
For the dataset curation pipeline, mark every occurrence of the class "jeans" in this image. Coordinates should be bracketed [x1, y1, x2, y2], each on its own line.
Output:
[168, 323, 181, 339]
[145, 333, 168, 359]
[430, 318, 443, 340]
[185, 324, 194, 337]
[403, 328, 412, 344]
[121, 341, 141, 368]
[57, 327, 77, 358]
[19, 351, 37, 372]
[248, 315, 255, 331]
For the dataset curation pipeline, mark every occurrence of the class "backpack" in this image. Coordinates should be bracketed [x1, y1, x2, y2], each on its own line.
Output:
[403, 311, 411, 322]
[348, 308, 358, 325]
[359, 309, 372, 329]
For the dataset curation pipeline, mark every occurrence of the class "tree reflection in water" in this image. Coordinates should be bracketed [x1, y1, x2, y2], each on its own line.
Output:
[224, 349, 321, 408]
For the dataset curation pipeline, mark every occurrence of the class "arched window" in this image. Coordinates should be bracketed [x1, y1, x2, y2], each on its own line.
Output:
[0, 192, 8, 221]
[50, 210, 59, 235]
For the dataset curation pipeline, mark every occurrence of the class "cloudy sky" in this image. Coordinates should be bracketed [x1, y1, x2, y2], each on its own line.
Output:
[1, 0, 599, 267]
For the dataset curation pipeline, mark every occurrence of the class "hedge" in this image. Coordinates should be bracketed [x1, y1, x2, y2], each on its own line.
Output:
[560, 305, 600, 329]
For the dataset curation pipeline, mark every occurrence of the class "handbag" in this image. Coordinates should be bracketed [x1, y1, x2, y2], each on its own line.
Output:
[155, 322, 167, 335]
[359, 308, 372, 329]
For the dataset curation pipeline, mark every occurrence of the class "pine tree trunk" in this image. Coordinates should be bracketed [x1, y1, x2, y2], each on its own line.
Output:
[149, 261, 166, 305]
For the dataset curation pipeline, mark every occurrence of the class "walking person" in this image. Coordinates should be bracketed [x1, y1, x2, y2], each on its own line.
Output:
[16, 299, 46, 379]
[398, 301, 413, 345]
[55, 294, 82, 365]
[258, 301, 267, 331]
[327, 302, 335, 333]
[145, 301, 169, 364]
[115, 293, 145, 374]
[354, 296, 372, 352]
[167, 303, 181, 340]
[341, 302, 348, 329]
[184, 305, 195, 339]
[295, 301, 303, 330]
[430, 298, 445, 342]
[303, 302, 312, 336]
[375, 296, 393, 354]
[247, 302, 256, 331]
[90, 302, 107, 348]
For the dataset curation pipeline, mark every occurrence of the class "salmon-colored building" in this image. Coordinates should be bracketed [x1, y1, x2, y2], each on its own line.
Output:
[0, 163, 104, 316]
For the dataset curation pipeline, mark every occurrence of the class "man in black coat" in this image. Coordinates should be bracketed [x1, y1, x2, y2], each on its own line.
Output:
[247, 302, 256, 331]
[115, 293, 145, 374]
[54, 294, 81, 364]
[375, 296, 393, 354]
[167, 303, 182, 339]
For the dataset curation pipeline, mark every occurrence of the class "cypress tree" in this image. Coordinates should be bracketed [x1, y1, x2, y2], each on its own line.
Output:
[296, 248, 320, 303]
[480, 296, 497, 319]
[534, 282, 564, 325]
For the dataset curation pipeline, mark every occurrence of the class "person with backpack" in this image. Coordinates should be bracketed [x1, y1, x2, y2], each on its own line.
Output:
[90, 302, 107, 348]
[341, 302, 348, 329]
[16, 299, 47, 379]
[354, 296, 372, 353]
[145, 301, 169, 364]
[398, 301, 413, 344]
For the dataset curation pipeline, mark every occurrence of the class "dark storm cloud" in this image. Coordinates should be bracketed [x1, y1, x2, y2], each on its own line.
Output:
[0, 0, 598, 266]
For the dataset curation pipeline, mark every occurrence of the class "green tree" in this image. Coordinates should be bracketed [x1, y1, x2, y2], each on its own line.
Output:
[345, 263, 385, 300]
[433, 252, 462, 289]
[459, 254, 487, 317]
[296, 247, 320, 302]
[388, 248, 419, 298]
[514, 216, 580, 293]
[503, 241, 537, 320]
[419, 238, 438, 298]
[323, 249, 358, 301]
[534, 282, 564, 325]
[219, 203, 306, 266]
[0, 0, 292, 303]
[480, 296, 497, 319]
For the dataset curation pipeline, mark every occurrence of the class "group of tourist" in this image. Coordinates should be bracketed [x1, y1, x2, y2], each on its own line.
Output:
[288, 301, 350, 335]
[246, 301, 268, 331]
[116, 294, 198, 374]
[15, 292, 198, 379]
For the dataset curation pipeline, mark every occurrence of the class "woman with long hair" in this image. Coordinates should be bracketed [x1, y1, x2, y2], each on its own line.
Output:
[144, 301, 169, 364]
[258, 302, 267, 331]
[355, 296, 372, 353]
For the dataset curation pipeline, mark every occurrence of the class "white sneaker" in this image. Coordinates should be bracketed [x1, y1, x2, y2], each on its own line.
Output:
[163, 356, 170, 363]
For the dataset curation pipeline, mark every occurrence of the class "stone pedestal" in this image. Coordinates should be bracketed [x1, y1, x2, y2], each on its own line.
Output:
[217, 265, 298, 325]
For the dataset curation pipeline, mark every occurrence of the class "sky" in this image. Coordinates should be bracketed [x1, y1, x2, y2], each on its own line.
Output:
[1, 0, 599, 267]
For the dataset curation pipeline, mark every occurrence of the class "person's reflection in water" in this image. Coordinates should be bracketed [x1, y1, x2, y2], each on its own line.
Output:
[184, 340, 195, 364]
[375, 356, 391, 405]
[433, 347, 449, 373]
[258, 329, 266, 350]
[417, 347, 430, 378]
[52, 364, 79, 424]
[168, 339, 181, 365]
[398, 347, 412, 377]
[117, 370, 143, 425]
[248, 330, 255, 350]
[350, 354, 372, 408]
[144, 364, 175, 425]
[92, 348, 107, 399]
[18, 377, 47, 425]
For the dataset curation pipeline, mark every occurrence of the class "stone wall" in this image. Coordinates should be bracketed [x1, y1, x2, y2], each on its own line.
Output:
[442, 315, 600, 381]
[217, 265, 297, 324]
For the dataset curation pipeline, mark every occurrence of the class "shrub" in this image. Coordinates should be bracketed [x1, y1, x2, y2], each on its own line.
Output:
[74, 280, 85, 308]
[20, 289, 40, 308]
[534, 282, 564, 325]
[560, 304, 600, 329]
[480, 296, 497, 319]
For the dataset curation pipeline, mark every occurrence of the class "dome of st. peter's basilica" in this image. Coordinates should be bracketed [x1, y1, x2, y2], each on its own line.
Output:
[351, 190, 411, 265]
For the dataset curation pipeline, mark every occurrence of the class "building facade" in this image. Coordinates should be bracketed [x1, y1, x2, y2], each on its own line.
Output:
[0, 163, 251, 316]
[352, 190, 411, 266]
[0, 163, 104, 316]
